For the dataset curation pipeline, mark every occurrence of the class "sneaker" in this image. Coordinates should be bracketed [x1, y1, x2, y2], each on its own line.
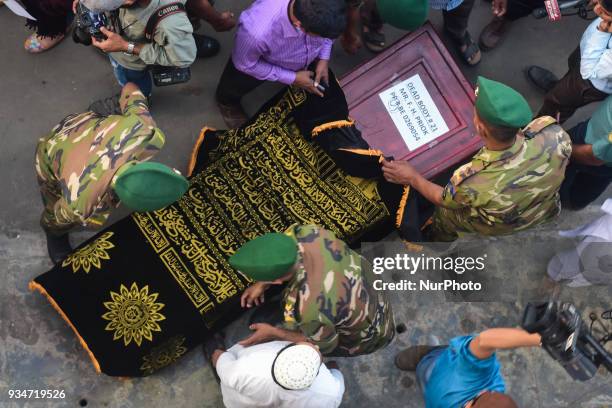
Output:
[526, 66, 559, 93]
[395, 345, 438, 371]
[194, 33, 220, 58]
[44, 231, 73, 264]
[89, 94, 121, 116]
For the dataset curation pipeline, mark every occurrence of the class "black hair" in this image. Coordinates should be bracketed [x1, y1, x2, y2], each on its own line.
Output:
[294, 0, 347, 39]
[602, 0, 612, 12]
[479, 115, 520, 144]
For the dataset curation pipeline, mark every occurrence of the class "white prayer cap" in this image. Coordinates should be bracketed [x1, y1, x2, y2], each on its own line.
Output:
[272, 343, 321, 390]
[81, 0, 125, 12]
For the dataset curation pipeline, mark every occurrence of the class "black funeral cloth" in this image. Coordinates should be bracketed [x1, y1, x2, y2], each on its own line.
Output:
[31, 84, 395, 377]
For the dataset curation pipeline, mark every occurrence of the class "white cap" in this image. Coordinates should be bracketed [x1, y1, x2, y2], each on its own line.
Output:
[272, 344, 321, 390]
[81, 0, 125, 12]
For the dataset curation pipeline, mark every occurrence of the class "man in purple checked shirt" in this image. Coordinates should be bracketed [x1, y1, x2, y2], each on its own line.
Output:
[215, 0, 347, 128]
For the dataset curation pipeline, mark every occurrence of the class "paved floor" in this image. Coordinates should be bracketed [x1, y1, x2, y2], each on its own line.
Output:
[1, 1, 611, 407]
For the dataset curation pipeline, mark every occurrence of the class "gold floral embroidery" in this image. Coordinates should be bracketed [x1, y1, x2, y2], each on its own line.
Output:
[62, 231, 115, 273]
[140, 336, 188, 375]
[102, 282, 165, 347]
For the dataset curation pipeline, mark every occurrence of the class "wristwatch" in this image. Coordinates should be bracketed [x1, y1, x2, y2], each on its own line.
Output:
[124, 42, 135, 56]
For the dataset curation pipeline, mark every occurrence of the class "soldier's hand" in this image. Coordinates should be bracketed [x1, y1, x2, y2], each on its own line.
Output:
[382, 159, 419, 185]
[238, 323, 279, 346]
[240, 282, 268, 308]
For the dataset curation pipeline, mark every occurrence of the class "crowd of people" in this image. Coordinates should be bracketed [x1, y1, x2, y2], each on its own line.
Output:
[7, 0, 612, 405]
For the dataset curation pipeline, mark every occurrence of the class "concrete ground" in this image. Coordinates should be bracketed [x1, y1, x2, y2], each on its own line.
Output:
[1, 0, 611, 407]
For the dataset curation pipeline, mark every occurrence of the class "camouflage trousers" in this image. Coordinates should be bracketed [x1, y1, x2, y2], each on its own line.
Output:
[35, 138, 71, 234]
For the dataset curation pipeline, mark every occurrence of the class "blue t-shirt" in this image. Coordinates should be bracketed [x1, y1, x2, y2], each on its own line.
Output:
[424, 335, 506, 408]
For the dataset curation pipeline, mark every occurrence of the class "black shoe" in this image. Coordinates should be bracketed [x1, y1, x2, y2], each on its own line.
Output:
[194, 33, 220, 58]
[89, 94, 121, 116]
[45, 231, 72, 264]
[526, 66, 559, 93]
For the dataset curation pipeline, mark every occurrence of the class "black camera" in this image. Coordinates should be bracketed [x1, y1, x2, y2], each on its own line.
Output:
[72, 2, 108, 46]
[522, 301, 612, 381]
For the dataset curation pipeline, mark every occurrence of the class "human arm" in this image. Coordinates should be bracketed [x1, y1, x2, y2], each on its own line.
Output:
[468, 328, 542, 360]
[186, 0, 236, 32]
[580, 19, 612, 81]
[238, 323, 308, 346]
[382, 160, 444, 207]
[571, 144, 606, 165]
[318, 38, 333, 61]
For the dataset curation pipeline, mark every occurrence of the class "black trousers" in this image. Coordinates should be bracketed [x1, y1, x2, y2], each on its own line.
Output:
[504, 0, 545, 20]
[443, 0, 476, 40]
[215, 58, 265, 106]
[538, 47, 608, 123]
[561, 120, 612, 209]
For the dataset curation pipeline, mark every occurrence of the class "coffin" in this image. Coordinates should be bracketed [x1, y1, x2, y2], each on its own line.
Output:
[340, 22, 482, 179]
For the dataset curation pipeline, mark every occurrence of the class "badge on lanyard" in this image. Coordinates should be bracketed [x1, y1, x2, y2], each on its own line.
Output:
[544, 0, 562, 21]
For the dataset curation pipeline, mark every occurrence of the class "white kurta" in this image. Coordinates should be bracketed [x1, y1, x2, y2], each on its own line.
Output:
[215, 341, 345, 408]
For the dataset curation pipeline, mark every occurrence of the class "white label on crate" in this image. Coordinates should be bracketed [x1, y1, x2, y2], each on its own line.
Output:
[379, 74, 449, 151]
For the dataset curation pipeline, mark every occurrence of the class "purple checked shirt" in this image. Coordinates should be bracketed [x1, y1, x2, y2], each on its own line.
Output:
[231, 0, 334, 85]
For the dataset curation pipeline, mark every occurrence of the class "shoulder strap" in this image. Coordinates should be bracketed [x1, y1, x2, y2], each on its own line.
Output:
[144, 2, 186, 42]
[521, 116, 557, 139]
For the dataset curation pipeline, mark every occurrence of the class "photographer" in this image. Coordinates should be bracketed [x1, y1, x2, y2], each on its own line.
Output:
[78, 0, 211, 112]
[395, 328, 541, 407]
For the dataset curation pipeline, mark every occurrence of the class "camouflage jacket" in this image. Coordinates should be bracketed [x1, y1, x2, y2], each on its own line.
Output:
[431, 116, 572, 241]
[35, 88, 165, 230]
[282, 224, 395, 356]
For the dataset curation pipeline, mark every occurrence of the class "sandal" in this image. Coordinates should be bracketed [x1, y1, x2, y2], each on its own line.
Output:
[24, 33, 65, 54]
[447, 30, 481, 66]
[362, 25, 386, 53]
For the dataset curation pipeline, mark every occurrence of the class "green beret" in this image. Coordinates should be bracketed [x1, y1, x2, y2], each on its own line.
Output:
[229, 233, 298, 281]
[475, 76, 533, 128]
[377, 0, 428, 31]
[113, 162, 189, 212]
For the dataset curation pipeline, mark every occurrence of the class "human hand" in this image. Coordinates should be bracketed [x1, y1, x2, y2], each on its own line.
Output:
[92, 27, 128, 53]
[314, 59, 330, 90]
[240, 282, 268, 308]
[72, 0, 79, 13]
[238, 323, 279, 346]
[294, 70, 324, 97]
[381, 159, 419, 185]
[491, 0, 507, 17]
[210, 11, 236, 32]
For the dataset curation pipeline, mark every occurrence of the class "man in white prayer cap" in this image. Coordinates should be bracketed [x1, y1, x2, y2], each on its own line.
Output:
[210, 341, 345, 407]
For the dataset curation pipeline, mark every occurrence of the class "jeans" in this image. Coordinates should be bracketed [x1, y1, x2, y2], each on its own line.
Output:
[109, 57, 153, 97]
[560, 120, 612, 209]
[416, 346, 447, 392]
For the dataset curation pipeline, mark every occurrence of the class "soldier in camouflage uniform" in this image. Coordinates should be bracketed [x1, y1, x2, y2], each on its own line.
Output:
[230, 224, 395, 357]
[35, 82, 179, 263]
[382, 76, 572, 241]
